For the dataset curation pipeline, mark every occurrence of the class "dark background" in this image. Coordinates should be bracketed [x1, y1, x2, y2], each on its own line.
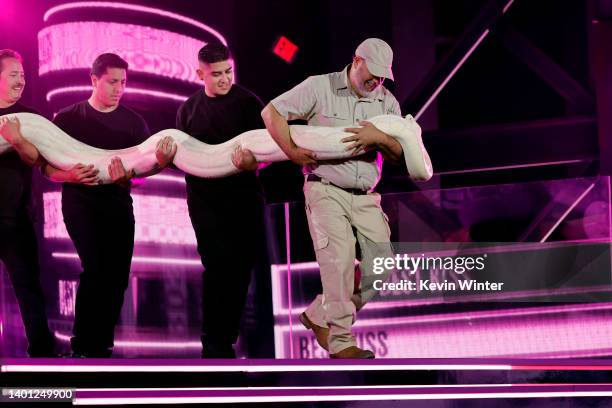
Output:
[2, 0, 609, 201]
[2, 0, 612, 360]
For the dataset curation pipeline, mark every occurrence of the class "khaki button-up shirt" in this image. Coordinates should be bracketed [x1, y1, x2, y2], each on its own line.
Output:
[271, 66, 401, 190]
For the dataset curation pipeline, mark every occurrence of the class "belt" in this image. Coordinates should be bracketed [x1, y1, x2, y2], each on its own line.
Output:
[306, 174, 368, 195]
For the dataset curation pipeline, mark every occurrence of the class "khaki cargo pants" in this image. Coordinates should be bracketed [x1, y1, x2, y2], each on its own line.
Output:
[303, 178, 394, 354]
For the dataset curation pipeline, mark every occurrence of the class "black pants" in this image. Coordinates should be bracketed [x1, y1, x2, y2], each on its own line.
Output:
[62, 187, 135, 356]
[187, 180, 264, 354]
[0, 215, 54, 356]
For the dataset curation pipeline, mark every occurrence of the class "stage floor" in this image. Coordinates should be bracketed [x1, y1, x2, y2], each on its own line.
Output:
[2, 358, 612, 405]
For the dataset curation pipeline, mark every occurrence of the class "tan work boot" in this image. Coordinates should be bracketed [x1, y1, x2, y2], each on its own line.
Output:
[330, 346, 375, 359]
[299, 312, 329, 351]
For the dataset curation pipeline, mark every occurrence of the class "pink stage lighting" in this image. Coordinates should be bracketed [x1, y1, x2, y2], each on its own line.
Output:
[44, 2, 228, 46]
[274, 303, 612, 359]
[52, 252, 202, 267]
[46, 86, 188, 103]
[43, 192, 196, 245]
[53, 331, 201, 350]
[39, 22, 203, 83]
[148, 174, 187, 184]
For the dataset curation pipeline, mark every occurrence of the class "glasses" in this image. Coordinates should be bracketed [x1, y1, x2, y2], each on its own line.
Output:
[365, 76, 384, 88]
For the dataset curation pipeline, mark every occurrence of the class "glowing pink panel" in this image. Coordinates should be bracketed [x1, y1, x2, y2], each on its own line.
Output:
[271, 259, 612, 358]
[43, 192, 196, 245]
[39, 22, 203, 83]
[275, 306, 612, 359]
[44, 2, 228, 46]
[58, 279, 77, 317]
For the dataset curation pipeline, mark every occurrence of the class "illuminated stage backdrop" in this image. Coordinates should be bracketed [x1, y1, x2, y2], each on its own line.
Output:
[5, 3, 240, 358]
[271, 177, 612, 359]
[39, 22, 204, 84]
[39, 1, 230, 109]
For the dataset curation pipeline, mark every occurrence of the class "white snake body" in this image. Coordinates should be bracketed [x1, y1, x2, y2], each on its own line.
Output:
[0, 112, 433, 183]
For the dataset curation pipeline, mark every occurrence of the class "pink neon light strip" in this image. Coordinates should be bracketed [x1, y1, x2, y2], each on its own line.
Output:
[416, 30, 491, 121]
[84, 385, 519, 391]
[1, 363, 511, 373]
[434, 159, 587, 176]
[46, 86, 188, 102]
[415, 0, 515, 120]
[148, 174, 186, 184]
[10, 363, 612, 373]
[284, 202, 294, 358]
[52, 252, 201, 267]
[54, 331, 201, 349]
[72, 391, 612, 404]
[541, 182, 596, 242]
[43, 2, 228, 46]
[7, 361, 612, 373]
[62, 385, 612, 405]
[73, 384, 541, 391]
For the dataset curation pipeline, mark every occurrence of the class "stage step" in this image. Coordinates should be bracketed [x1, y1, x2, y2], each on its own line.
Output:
[2, 358, 612, 405]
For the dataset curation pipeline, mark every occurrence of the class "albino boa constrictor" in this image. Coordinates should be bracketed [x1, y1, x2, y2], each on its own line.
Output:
[0, 112, 433, 183]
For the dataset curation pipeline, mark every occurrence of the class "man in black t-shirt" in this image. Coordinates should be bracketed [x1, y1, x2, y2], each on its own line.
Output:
[0, 49, 56, 357]
[48, 53, 176, 357]
[176, 43, 265, 358]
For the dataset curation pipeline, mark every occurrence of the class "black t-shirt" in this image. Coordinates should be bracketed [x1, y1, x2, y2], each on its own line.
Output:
[53, 101, 150, 208]
[176, 84, 264, 191]
[0, 102, 40, 220]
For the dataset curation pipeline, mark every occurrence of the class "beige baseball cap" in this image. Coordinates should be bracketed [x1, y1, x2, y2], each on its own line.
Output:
[355, 38, 394, 81]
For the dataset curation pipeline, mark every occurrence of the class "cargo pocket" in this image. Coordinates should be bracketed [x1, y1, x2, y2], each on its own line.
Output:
[315, 235, 329, 251]
[304, 181, 327, 214]
[310, 234, 331, 265]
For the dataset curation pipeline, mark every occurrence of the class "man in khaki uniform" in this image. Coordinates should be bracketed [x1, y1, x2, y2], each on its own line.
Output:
[262, 38, 402, 358]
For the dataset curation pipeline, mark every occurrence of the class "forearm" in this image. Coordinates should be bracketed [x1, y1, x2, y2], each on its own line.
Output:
[9, 137, 41, 167]
[42, 162, 73, 182]
[261, 103, 296, 155]
[377, 134, 403, 163]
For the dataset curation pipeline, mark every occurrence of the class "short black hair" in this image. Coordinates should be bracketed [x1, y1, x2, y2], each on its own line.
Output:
[198, 43, 232, 64]
[91, 53, 128, 77]
[0, 49, 23, 72]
